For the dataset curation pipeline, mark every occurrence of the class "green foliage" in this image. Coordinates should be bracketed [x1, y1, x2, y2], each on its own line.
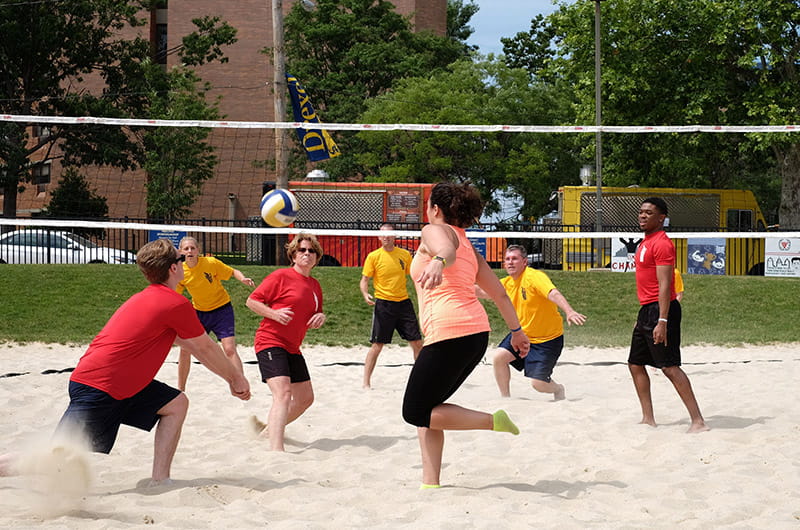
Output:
[0, 0, 145, 218]
[45, 167, 109, 220]
[543, 0, 796, 226]
[446, 0, 479, 54]
[0, 1, 237, 222]
[1, 265, 798, 348]
[281, 0, 466, 180]
[357, 58, 582, 218]
[43, 167, 109, 238]
[136, 65, 221, 222]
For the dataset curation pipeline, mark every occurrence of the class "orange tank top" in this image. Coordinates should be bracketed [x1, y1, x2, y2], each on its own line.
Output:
[410, 225, 490, 345]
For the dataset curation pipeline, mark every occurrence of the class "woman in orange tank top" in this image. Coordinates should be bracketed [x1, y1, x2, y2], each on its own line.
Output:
[402, 182, 531, 489]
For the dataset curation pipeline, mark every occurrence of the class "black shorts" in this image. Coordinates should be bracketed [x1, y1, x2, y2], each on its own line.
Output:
[402, 332, 489, 428]
[628, 300, 682, 368]
[371, 298, 422, 344]
[56, 380, 181, 454]
[256, 347, 311, 383]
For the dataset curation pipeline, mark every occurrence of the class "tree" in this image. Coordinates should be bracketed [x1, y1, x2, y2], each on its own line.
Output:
[44, 167, 109, 237]
[0, 0, 237, 224]
[544, 0, 791, 225]
[281, 0, 467, 180]
[0, 0, 143, 222]
[447, 0, 479, 55]
[357, 58, 581, 219]
[135, 65, 221, 222]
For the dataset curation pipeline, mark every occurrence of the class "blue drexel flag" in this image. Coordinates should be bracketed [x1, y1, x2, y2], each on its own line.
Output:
[286, 74, 341, 162]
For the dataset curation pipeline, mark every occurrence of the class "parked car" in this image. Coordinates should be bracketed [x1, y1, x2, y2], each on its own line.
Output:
[0, 229, 136, 264]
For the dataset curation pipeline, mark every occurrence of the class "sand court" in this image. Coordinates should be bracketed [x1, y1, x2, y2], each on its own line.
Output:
[0, 341, 798, 528]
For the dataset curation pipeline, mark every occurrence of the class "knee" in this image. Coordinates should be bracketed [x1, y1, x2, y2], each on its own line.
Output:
[162, 392, 189, 418]
[493, 349, 511, 365]
[297, 391, 314, 410]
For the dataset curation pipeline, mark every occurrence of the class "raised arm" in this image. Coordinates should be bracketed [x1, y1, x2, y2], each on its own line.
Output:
[415, 224, 458, 290]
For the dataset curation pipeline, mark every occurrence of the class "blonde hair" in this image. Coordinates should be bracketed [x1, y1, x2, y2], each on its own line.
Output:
[285, 233, 323, 266]
[178, 236, 200, 252]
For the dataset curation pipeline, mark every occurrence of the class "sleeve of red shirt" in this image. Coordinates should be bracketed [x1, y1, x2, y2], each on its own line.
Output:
[653, 236, 676, 266]
[170, 295, 206, 339]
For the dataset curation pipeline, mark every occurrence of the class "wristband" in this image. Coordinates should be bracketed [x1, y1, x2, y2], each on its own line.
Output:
[432, 255, 447, 266]
[510, 326, 522, 333]
[658, 318, 668, 323]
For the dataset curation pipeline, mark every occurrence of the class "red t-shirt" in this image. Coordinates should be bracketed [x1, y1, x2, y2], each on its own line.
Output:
[70, 284, 205, 399]
[635, 230, 677, 305]
[250, 267, 323, 355]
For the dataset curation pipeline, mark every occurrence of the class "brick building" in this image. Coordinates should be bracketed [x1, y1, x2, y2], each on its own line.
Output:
[13, 0, 447, 222]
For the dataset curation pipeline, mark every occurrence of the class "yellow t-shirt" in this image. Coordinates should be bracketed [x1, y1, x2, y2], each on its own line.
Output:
[176, 256, 234, 311]
[501, 267, 563, 343]
[362, 246, 413, 302]
[673, 268, 684, 294]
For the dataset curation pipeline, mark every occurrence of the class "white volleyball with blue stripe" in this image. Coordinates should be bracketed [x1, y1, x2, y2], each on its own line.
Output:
[260, 189, 299, 227]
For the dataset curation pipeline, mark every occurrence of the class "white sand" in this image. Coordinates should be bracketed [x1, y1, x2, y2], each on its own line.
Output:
[0, 341, 798, 528]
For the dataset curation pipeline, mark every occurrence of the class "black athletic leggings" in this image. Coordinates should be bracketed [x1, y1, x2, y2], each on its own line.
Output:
[402, 331, 489, 428]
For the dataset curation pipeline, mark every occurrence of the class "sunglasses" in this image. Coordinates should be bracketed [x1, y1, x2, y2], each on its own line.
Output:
[175, 254, 186, 263]
[296, 247, 317, 254]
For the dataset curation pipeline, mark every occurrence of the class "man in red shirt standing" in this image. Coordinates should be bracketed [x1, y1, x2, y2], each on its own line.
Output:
[629, 198, 708, 433]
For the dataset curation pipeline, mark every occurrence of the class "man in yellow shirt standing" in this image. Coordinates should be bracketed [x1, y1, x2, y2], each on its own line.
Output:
[360, 224, 423, 389]
[485, 245, 586, 400]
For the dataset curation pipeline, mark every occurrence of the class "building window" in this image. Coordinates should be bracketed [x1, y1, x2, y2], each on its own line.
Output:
[32, 163, 51, 194]
[32, 125, 51, 139]
[151, 6, 168, 65]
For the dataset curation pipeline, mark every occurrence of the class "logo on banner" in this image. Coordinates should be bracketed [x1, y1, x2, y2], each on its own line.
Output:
[286, 74, 341, 162]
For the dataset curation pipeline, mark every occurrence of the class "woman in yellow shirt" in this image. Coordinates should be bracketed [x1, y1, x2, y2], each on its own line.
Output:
[176, 236, 254, 391]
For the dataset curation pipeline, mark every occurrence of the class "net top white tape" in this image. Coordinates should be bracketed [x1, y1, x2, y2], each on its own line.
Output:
[3, 114, 800, 134]
[2, 218, 798, 240]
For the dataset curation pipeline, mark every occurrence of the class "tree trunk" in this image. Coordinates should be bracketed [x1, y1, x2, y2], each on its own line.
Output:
[778, 143, 800, 230]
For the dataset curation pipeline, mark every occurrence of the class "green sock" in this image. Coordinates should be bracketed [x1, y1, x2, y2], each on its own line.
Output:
[420, 484, 441, 490]
[492, 409, 519, 435]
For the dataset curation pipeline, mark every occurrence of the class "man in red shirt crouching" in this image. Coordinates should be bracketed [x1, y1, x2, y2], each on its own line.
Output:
[1, 239, 251, 484]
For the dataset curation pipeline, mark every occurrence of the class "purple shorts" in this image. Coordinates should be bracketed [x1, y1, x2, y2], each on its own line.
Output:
[197, 302, 236, 340]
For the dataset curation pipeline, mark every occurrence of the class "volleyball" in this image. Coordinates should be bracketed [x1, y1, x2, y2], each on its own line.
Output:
[260, 189, 299, 227]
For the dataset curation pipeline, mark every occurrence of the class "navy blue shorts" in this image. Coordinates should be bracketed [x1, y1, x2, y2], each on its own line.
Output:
[56, 380, 181, 454]
[628, 300, 682, 368]
[502, 333, 564, 382]
[370, 298, 422, 344]
[197, 302, 236, 340]
[256, 347, 311, 383]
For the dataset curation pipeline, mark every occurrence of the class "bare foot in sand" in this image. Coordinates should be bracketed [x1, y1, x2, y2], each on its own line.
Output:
[687, 421, 710, 433]
[554, 384, 566, 401]
[639, 418, 657, 427]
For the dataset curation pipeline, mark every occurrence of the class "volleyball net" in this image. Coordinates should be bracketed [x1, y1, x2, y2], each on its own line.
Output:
[1, 114, 799, 275]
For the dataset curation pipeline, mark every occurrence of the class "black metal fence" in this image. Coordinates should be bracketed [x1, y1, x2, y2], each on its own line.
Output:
[0, 218, 775, 275]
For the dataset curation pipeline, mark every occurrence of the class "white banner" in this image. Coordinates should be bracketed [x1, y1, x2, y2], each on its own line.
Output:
[765, 237, 800, 278]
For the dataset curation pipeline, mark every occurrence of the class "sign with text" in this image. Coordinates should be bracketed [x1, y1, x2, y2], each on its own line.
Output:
[765, 237, 800, 278]
[148, 230, 186, 248]
[610, 237, 642, 272]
